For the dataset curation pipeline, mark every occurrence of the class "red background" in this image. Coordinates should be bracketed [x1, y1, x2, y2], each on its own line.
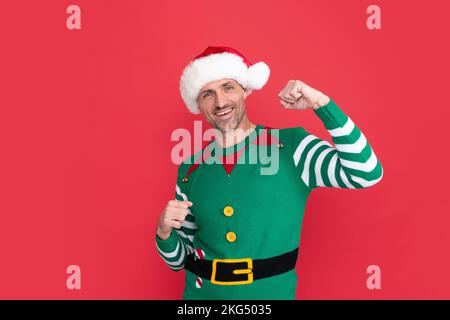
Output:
[0, 0, 449, 299]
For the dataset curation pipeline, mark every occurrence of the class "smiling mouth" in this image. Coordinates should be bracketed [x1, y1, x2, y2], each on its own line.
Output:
[214, 106, 235, 117]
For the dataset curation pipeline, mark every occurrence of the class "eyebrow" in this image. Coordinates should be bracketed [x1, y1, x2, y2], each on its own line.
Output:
[200, 82, 234, 95]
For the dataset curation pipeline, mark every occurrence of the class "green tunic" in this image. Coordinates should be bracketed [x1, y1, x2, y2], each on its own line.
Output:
[156, 99, 383, 299]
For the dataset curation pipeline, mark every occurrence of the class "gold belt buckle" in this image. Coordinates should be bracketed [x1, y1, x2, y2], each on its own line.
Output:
[211, 258, 253, 285]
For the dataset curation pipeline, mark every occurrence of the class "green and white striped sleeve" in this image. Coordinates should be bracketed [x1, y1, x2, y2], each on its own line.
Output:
[155, 168, 198, 271]
[292, 99, 383, 190]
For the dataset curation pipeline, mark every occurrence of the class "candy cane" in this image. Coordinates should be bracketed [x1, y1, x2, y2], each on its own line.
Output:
[194, 248, 205, 288]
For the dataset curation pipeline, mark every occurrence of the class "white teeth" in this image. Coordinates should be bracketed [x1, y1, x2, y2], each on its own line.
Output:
[216, 107, 233, 116]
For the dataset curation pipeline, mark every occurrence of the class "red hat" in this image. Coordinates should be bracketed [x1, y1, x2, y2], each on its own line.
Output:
[179, 46, 270, 114]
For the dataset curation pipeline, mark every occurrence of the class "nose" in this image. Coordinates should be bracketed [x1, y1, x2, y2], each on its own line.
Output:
[214, 90, 227, 108]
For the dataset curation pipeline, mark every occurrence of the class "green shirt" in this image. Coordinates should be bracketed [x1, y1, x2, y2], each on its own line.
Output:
[156, 99, 383, 299]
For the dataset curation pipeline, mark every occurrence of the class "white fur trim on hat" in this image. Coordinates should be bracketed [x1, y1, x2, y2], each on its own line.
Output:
[179, 52, 270, 114]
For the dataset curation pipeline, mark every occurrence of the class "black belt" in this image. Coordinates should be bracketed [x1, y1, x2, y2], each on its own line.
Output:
[185, 248, 298, 285]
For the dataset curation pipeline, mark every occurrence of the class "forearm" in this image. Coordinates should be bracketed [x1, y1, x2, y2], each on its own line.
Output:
[155, 229, 189, 271]
[313, 99, 383, 188]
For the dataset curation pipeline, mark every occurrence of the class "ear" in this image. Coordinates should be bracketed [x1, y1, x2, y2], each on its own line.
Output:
[244, 89, 253, 99]
[244, 88, 249, 99]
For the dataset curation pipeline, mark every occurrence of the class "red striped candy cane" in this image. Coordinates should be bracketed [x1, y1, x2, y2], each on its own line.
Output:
[194, 248, 205, 288]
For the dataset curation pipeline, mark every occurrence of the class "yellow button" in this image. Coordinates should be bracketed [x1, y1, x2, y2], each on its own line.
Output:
[223, 206, 234, 217]
[226, 231, 237, 243]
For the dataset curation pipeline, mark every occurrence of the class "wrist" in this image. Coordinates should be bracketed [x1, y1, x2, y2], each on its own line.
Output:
[312, 95, 330, 110]
[156, 226, 171, 241]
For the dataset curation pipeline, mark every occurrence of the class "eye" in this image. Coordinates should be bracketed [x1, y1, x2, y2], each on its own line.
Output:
[203, 92, 210, 98]
[225, 86, 233, 91]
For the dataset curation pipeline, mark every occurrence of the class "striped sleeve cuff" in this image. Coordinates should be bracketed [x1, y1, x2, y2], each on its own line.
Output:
[313, 99, 348, 129]
[155, 229, 179, 253]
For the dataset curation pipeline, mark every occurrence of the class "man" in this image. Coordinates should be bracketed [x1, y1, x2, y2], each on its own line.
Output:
[155, 46, 383, 299]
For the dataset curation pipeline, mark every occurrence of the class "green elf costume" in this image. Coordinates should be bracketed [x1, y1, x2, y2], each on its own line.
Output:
[155, 46, 383, 300]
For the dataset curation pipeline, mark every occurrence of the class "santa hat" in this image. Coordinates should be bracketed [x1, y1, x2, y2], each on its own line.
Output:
[179, 46, 270, 114]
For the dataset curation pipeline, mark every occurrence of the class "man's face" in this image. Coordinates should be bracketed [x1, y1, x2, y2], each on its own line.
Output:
[196, 79, 248, 133]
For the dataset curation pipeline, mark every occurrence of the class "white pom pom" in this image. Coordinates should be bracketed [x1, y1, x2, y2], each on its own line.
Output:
[247, 61, 270, 90]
